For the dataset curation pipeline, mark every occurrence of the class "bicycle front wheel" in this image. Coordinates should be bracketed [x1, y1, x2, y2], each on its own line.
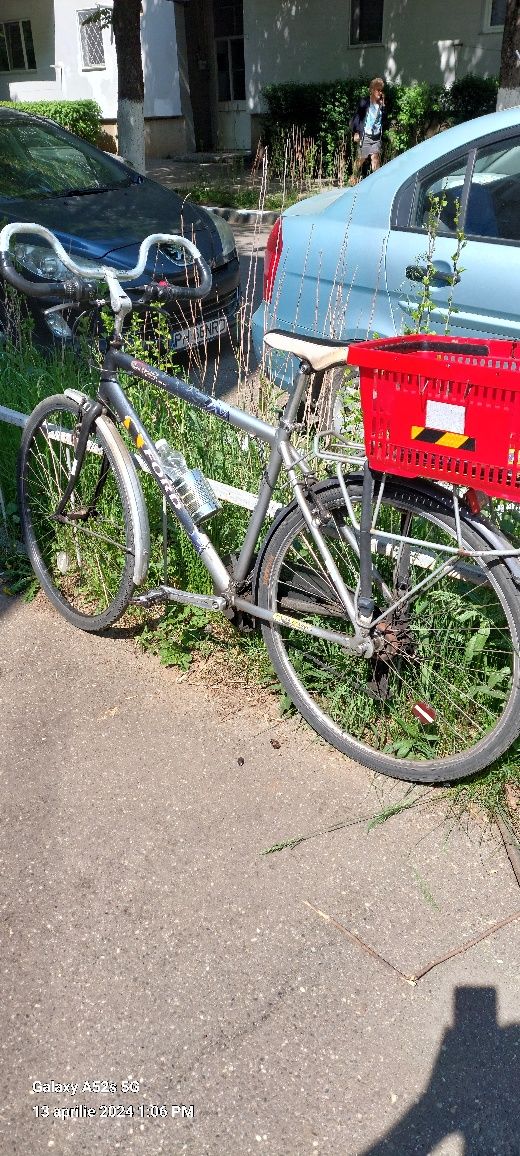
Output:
[257, 478, 520, 783]
[18, 394, 136, 631]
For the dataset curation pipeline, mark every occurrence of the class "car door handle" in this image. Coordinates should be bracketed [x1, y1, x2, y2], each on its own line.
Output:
[406, 264, 460, 286]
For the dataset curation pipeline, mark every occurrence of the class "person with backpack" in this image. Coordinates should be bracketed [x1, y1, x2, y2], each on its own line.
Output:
[349, 78, 387, 184]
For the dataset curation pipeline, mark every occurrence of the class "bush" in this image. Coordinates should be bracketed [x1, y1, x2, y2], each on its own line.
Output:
[261, 75, 499, 177]
[387, 75, 499, 157]
[385, 82, 447, 157]
[448, 75, 498, 123]
[0, 99, 102, 144]
[262, 79, 370, 177]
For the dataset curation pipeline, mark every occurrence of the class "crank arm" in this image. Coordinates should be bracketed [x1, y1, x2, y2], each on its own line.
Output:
[131, 586, 227, 612]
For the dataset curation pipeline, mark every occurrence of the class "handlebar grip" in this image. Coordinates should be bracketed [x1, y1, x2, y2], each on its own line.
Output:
[142, 252, 212, 304]
[0, 249, 60, 299]
[0, 249, 97, 304]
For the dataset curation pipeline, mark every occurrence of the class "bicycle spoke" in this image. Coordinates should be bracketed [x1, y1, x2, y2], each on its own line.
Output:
[20, 399, 135, 628]
[260, 480, 520, 778]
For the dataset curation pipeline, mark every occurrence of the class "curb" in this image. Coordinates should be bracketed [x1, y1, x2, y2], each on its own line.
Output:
[202, 205, 279, 226]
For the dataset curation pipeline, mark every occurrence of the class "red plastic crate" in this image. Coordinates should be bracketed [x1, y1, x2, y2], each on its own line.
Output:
[347, 334, 520, 502]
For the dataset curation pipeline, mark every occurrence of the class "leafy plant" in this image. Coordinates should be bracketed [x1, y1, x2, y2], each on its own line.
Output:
[386, 82, 446, 158]
[175, 181, 299, 212]
[138, 604, 210, 669]
[405, 191, 466, 334]
[260, 75, 499, 181]
[448, 75, 498, 124]
[0, 100, 102, 144]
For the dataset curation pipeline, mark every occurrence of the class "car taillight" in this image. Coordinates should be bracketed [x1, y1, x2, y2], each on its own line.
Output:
[263, 216, 282, 303]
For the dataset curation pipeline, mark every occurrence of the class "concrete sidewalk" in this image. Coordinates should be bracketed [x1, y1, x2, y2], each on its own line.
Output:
[146, 156, 280, 225]
[147, 153, 250, 189]
[1, 590, 519, 1155]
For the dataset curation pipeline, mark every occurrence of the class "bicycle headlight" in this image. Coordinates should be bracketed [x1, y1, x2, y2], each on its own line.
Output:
[13, 243, 99, 282]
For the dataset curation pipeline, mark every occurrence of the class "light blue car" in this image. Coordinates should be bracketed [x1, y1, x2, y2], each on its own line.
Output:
[252, 107, 520, 388]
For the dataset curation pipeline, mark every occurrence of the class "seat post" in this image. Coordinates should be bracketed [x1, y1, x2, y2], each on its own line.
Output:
[284, 359, 313, 424]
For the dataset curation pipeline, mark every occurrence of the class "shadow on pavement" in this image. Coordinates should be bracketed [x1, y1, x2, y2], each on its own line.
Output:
[0, 591, 17, 619]
[360, 986, 519, 1154]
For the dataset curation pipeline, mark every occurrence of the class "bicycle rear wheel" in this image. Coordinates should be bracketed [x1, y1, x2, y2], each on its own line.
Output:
[18, 394, 136, 631]
[257, 478, 520, 783]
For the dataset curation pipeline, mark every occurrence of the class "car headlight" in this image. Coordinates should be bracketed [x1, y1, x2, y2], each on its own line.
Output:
[13, 243, 100, 282]
[206, 211, 237, 260]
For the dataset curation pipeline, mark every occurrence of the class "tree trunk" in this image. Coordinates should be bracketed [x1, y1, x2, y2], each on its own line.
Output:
[497, 0, 520, 109]
[112, 0, 146, 173]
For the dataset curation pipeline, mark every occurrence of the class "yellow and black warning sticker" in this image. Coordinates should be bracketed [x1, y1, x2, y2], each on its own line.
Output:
[123, 415, 144, 449]
[411, 426, 476, 451]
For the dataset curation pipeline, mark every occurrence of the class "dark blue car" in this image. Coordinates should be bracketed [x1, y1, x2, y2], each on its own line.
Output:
[0, 106, 240, 348]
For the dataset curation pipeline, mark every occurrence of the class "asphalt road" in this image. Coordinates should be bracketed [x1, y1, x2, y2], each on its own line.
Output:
[1, 590, 520, 1156]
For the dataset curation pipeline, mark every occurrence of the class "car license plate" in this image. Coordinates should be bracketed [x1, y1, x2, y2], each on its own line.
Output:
[171, 316, 227, 350]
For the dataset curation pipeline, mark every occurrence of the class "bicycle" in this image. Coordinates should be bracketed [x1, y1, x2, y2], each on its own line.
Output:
[3, 221, 520, 785]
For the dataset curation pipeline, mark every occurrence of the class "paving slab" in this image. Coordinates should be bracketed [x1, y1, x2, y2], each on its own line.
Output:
[0, 593, 519, 1156]
[145, 157, 279, 224]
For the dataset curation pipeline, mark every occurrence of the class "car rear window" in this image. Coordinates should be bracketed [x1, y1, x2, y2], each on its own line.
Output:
[0, 117, 134, 199]
[414, 157, 468, 234]
[467, 138, 520, 241]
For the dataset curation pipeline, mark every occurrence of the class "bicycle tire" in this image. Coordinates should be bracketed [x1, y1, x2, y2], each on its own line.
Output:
[18, 394, 136, 631]
[257, 478, 520, 783]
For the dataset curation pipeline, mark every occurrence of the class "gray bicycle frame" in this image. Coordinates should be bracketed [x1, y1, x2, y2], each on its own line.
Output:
[97, 346, 368, 655]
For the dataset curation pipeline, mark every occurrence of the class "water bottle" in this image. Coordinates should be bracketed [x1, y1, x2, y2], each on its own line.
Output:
[154, 438, 220, 524]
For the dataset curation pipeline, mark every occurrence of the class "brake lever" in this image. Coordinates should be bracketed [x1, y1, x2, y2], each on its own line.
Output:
[44, 297, 106, 317]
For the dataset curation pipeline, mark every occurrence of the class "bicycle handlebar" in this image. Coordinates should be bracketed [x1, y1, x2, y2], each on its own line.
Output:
[0, 222, 213, 305]
[0, 223, 97, 304]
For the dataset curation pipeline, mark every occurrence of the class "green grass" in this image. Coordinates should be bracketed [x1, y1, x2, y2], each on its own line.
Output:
[175, 181, 304, 212]
[0, 305, 281, 677]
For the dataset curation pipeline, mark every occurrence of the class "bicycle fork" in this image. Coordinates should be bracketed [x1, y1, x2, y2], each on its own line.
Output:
[53, 397, 105, 519]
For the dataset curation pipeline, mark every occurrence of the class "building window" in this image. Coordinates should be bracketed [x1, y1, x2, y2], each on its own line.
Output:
[0, 20, 36, 71]
[213, 0, 245, 102]
[78, 9, 106, 70]
[350, 0, 384, 44]
[484, 0, 507, 28]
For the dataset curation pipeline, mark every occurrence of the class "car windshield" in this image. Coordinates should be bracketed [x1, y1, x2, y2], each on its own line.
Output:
[0, 117, 135, 199]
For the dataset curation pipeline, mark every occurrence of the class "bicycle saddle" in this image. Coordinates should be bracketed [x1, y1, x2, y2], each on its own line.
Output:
[263, 329, 349, 372]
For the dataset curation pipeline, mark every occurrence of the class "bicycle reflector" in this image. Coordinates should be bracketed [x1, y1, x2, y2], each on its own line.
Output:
[463, 488, 490, 515]
[412, 701, 437, 725]
[263, 217, 282, 303]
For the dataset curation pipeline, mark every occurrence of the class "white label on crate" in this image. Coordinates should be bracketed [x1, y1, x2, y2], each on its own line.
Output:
[425, 400, 465, 434]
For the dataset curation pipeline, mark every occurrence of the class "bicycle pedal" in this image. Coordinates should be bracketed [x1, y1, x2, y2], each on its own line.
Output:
[131, 588, 168, 607]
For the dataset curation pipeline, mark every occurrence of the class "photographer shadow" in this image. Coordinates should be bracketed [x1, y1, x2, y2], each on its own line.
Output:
[360, 986, 519, 1155]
